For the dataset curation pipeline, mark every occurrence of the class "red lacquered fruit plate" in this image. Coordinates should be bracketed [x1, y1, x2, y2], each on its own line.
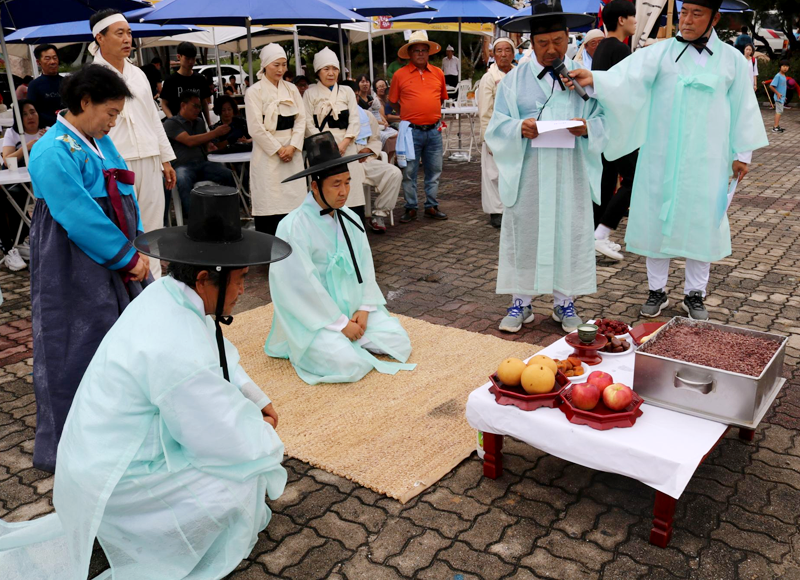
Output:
[558, 385, 644, 430]
[629, 322, 667, 346]
[489, 371, 569, 411]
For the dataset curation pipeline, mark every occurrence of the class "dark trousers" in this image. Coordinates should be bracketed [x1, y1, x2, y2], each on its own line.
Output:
[593, 150, 639, 230]
[445, 74, 459, 89]
[255, 206, 365, 237]
[0, 185, 30, 252]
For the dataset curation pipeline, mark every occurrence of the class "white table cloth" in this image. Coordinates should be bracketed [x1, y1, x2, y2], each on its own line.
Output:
[465, 333, 728, 499]
[208, 151, 252, 217]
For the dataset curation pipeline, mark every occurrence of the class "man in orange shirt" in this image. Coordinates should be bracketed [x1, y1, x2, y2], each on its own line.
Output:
[388, 31, 448, 223]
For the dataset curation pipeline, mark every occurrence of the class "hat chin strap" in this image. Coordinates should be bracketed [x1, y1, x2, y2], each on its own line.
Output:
[214, 267, 234, 382]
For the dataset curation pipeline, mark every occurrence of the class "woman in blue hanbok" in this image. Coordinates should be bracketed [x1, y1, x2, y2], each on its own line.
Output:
[28, 65, 151, 472]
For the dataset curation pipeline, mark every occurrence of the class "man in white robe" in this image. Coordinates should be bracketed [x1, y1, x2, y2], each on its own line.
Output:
[0, 186, 292, 579]
[91, 10, 177, 279]
[564, 0, 768, 320]
[478, 37, 516, 228]
[486, 4, 606, 334]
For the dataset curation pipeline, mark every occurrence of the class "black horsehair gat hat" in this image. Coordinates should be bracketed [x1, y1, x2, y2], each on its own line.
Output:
[681, 0, 750, 11]
[134, 185, 291, 267]
[282, 131, 372, 183]
[501, 0, 595, 35]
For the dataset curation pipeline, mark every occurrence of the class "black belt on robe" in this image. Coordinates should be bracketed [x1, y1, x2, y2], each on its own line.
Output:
[319, 206, 364, 284]
[315, 110, 350, 131]
[275, 114, 295, 131]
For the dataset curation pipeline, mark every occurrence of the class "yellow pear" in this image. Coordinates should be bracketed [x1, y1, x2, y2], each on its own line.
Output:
[528, 354, 558, 376]
[521, 364, 556, 394]
[497, 358, 526, 387]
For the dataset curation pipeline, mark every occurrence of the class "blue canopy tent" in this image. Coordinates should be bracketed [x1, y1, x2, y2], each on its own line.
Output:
[0, 0, 151, 165]
[6, 21, 203, 45]
[328, 1, 435, 83]
[141, 0, 366, 83]
[391, 0, 518, 83]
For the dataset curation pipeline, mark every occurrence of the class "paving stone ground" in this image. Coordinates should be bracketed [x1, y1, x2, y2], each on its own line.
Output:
[1, 109, 799, 579]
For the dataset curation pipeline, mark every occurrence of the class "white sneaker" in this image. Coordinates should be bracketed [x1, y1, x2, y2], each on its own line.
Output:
[595, 237, 623, 261]
[17, 241, 29, 260]
[4, 248, 27, 271]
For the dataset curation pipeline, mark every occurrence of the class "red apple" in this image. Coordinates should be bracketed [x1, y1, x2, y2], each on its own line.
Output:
[571, 382, 600, 411]
[603, 383, 634, 411]
[587, 371, 614, 396]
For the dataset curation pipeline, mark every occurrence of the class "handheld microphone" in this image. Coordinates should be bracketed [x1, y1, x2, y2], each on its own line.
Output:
[551, 58, 589, 102]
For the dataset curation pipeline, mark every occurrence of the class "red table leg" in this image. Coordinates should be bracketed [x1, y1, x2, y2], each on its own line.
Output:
[650, 491, 676, 548]
[482, 432, 504, 479]
[738, 427, 755, 441]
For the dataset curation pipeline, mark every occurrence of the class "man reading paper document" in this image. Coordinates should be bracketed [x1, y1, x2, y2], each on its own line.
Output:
[486, 1, 606, 334]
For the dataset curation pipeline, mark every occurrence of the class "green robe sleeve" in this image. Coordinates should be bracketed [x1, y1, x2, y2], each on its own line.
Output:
[591, 43, 665, 161]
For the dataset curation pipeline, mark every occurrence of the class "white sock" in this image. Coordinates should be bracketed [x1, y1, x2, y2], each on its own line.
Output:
[512, 294, 532, 307]
[594, 224, 612, 240]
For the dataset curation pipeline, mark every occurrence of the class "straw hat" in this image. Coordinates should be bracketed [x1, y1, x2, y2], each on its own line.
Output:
[398, 30, 442, 59]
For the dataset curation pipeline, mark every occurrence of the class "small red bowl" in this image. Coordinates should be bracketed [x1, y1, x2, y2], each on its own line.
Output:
[558, 385, 644, 430]
[629, 322, 667, 346]
[489, 371, 569, 411]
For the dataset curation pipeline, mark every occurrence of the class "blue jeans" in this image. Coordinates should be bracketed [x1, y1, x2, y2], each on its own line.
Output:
[402, 125, 443, 210]
[166, 160, 235, 224]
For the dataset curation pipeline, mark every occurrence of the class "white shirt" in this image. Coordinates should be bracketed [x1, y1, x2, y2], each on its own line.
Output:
[442, 55, 460, 76]
[2, 127, 42, 151]
[93, 51, 176, 164]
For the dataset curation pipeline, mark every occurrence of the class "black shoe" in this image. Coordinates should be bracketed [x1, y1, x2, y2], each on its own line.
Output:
[400, 209, 417, 223]
[424, 207, 448, 220]
[490, 213, 502, 228]
[682, 291, 709, 321]
[641, 289, 669, 317]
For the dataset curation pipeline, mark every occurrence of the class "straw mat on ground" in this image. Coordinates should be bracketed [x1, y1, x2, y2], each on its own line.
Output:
[226, 304, 540, 502]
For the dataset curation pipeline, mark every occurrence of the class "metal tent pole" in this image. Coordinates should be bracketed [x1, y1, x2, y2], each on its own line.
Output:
[458, 17, 462, 83]
[367, 21, 374, 85]
[0, 19, 30, 167]
[213, 27, 223, 95]
[338, 24, 346, 80]
[382, 34, 387, 78]
[135, 39, 143, 66]
[293, 27, 302, 75]
[247, 18, 253, 85]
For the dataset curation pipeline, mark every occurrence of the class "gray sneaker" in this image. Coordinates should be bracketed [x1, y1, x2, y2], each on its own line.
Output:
[552, 301, 582, 333]
[682, 291, 709, 320]
[499, 299, 534, 333]
[641, 289, 669, 317]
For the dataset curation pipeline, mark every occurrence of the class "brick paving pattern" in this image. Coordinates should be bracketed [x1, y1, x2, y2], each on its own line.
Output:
[1, 110, 798, 579]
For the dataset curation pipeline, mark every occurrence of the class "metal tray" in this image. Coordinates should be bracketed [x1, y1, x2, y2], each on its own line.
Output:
[632, 317, 787, 429]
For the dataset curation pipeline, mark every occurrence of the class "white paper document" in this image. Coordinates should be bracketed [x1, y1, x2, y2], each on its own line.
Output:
[530, 120, 584, 149]
[716, 177, 738, 226]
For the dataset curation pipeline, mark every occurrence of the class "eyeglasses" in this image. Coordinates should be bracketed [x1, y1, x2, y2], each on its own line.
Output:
[410, 49, 429, 54]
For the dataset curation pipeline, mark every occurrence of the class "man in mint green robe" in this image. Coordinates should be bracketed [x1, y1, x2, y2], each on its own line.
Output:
[0, 187, 290, 579]
[565, 0, 768, 320]
[265, 132, 415, 385]
[485, 5, 606, 334]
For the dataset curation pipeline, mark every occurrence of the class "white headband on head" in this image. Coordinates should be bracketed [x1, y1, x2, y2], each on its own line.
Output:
[313, 47, 340, 73]
[257, 43, 287, 79]
[492, 37, 515, 51]
[91, 13, 128, 37]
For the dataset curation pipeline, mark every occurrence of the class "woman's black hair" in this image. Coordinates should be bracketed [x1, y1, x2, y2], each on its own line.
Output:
[60, 64, 132, 115]
[293, 75, 309, 85]
[213, 94, 239, 116]
[167, 262, 221, 289]
[354, 74, 371, 91]
[16, 99, 35, 113]
[602, 0, 637, 32]
[89, 9, 123, 35]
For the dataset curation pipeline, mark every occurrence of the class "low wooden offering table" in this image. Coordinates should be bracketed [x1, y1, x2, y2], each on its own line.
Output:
[466, 334, 755, 548]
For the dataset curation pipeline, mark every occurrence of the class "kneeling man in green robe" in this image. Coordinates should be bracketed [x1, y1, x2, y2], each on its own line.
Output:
[265, 132, 415, 384]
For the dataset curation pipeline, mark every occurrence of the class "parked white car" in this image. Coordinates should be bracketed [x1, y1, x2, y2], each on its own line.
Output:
[753, 11, 789, 55]
[193, 64, 247, 93]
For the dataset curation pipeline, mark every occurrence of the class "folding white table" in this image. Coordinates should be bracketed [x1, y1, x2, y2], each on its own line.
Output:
[208, 151, 252, 218]
[0, 168, 34, 266]
[441, 105, 478, 162]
